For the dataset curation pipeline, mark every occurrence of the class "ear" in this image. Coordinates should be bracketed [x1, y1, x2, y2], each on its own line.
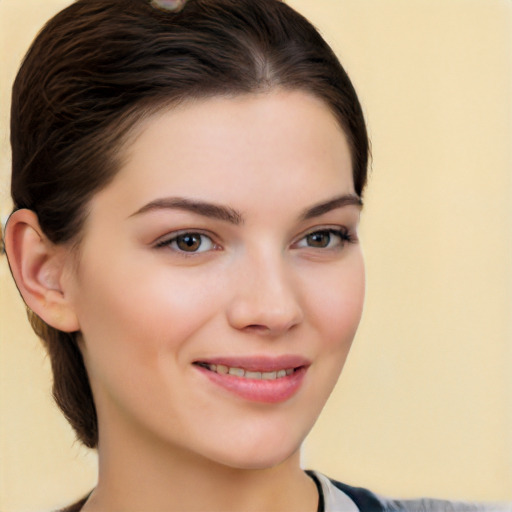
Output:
[4, 209, 80, 332]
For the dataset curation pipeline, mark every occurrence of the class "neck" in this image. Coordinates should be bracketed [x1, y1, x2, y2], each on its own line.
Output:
[81, 420, 318, 512]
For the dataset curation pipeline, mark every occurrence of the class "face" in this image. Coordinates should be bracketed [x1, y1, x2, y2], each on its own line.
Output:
[63, 90, 365, 470]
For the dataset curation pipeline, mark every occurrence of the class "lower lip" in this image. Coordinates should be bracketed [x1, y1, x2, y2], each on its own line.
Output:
[196, 366, 307, 403]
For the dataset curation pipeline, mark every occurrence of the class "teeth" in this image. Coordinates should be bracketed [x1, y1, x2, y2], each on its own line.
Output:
[216, 364, 228, 374]
[228, 367, 245, 377]
[245, 371, 262, 379]
[203, 364, 296, 380]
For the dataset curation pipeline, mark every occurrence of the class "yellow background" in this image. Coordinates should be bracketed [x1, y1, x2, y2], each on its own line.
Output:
[1, 1, 511, 510]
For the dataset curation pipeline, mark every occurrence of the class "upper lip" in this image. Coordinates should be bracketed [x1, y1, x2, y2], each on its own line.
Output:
[193, 355, 310, 372]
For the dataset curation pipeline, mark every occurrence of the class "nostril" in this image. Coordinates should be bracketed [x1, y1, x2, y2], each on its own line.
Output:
[245, 324, 271, 334]
[242, 320, 300, 336]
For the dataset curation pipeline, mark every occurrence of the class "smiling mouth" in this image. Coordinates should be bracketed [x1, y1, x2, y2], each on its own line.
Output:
[193, 358, 309, 402]
[194, 362, 298, 380]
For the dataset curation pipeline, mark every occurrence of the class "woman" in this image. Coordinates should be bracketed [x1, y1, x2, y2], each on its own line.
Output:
[4, 0, 510, 511]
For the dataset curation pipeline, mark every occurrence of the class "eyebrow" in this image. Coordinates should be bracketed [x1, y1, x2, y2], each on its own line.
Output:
[129, 197, 244, 225]
[130, 193, 362, 224]
[300, 194, 363, 220]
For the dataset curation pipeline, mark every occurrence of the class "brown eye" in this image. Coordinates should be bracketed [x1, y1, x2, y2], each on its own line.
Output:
[156, 232, 216, 253]
[306, 230, 331, 248]
[176, 233, 203, 252]
[294, 228, 351, 251]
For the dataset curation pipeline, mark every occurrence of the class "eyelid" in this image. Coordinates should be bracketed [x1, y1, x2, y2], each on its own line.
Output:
[293, 224, 350, 240]
[291, 225, 355, 249]
[154, 229, 221, 253]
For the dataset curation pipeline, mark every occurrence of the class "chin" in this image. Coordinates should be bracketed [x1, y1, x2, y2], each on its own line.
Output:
[213, 448, 300, 471]
[199, 430, 304, 471]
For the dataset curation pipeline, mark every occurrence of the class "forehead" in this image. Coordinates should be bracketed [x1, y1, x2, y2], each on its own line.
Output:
[90, 90, 355, 218]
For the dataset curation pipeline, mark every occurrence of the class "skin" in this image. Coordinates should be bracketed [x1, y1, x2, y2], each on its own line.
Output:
[7, 89, 365, 511]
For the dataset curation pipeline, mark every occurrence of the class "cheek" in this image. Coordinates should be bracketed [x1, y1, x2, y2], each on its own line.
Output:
[72, 261, 225, 372]
[72, 264, 229, 424]
[307, 253, 365, 350]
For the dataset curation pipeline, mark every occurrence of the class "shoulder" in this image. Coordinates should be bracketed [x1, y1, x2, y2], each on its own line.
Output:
[377, 495, 512, 512]
[312, 472, 512, 512]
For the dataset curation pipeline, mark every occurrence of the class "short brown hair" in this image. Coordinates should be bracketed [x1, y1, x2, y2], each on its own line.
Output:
[10, 0, 369, 448]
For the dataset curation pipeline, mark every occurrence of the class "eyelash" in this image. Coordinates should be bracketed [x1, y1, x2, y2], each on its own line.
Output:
[293, 227, 356, 251]
[155, 231, 219, 255]
[155, 227, 356, 255]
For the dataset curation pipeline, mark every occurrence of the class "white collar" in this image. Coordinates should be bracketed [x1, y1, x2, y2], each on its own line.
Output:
[313, 472, 359, 512]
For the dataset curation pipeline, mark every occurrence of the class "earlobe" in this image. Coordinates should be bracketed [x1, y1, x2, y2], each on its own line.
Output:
[4, 209, 80, 333]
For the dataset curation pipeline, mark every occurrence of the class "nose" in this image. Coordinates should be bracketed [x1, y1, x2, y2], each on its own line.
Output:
[226, 251, 304, 336]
